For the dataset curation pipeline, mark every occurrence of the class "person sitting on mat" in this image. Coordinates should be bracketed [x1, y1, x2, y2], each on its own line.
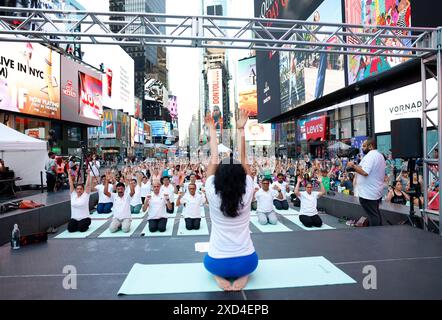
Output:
[254, 178, 282, 225]
[176, 183, 206, 230]
[272, 173, 290, 210]
[68, 169, 92, 233]
[294, 175, 326, 228]
[203, 110, 258, 292]
[143, 180, 173, 232]
[104, 173, 136, 233]
[94, 174, 114, 214]
[161, 175, 176, 214]
[140, 174, 151, 205]
[128, 173, 143, 214]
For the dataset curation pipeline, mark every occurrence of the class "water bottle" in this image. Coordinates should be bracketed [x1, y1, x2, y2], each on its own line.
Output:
[11, 224, 20, 250]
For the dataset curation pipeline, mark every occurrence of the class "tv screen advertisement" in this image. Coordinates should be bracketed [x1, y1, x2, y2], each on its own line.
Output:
[207, 69, 223, 132]
[238, 57, 258, 117]
[0, 41, 61, 119]
[79, 71, 103, 121]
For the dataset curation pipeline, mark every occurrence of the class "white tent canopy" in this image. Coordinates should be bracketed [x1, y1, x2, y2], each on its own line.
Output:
[0, 123, 47, 186]
[217, 144, 232, 154]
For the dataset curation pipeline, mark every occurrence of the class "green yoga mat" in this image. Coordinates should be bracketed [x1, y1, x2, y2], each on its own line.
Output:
[284, 215, 335, 231]
[55, 220, 107, 239]
[274, 208, 299, 216]
[98, 219, 144, 238]
[90, 210, 113, 219]
[117, 256, 356, 295]
[177, 217, 209, 236]
[249, 216, 292, 233]
[141, 219, 175, 237]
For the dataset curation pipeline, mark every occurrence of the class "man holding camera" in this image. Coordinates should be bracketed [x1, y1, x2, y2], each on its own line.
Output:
[347, 139, 386, 226]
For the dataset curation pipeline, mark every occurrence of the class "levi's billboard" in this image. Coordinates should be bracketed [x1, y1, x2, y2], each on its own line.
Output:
[60, 56, 102, 127]
[305, 116, 328, 141]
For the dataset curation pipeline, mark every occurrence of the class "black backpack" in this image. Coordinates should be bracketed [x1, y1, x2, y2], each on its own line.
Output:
[290, 194, 301, 207]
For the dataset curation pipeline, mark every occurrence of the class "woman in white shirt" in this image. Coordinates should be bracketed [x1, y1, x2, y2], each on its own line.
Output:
[143, 180, 173, 232]
[203, 110, 258, 292]
[294, 177, 326, 228]
[68, 169, 92, 233]
[176, 183, 206, 230]
[140, 175, 151, 205]
[161, 175, 176, 214]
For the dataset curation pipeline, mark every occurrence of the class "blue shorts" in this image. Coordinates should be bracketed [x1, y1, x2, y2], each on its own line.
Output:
[204, 252, 259, 279]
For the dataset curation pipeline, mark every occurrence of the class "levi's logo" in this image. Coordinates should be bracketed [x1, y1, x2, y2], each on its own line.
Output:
[306, 123, 323, 134]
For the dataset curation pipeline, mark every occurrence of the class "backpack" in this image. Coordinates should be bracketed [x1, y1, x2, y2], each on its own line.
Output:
[290, 193, 301, 207]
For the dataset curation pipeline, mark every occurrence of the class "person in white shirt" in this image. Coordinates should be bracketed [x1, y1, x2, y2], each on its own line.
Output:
[129, 174, 143, 214]
[272, 173, 290, 210]
[183, 173, 203, 194]
[254, 178, 283, 225]
[161, 175, 176, 214]
[176, 183, 206, 230]
[89, 154, 100, 185]
[140, 175, 151, 205]
[104, 176, 136, 233]
[250, 167, 259, 211]
[142, 180, 173, 232]
[294, 176, 326, 228]
[347, 139, 386, 226]
[94, 175, 114, 214]
[203, 110, 258, 292]
[68, 170, 92, 232]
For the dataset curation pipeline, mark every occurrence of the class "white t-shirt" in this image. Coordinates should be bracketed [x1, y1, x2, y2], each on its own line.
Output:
[180, 193, 206, 218]
[161, 184, 175, 202]
[271, 181, 288, 201]
[140, 181, 151, 197]
[147, 192, 168, 220]
[95, 184, 113, 204]
[357, 150, 386, 200]
[299, 191, 320, 217]
[205, 175, 255, 259]
[111, 192, 132, 220]
[70, 192, 90, 221]
[255, 188, 278, 213]
[130, 185, 142, 206]
[184, 181, 203, 194]
[90, 160, 100, 177]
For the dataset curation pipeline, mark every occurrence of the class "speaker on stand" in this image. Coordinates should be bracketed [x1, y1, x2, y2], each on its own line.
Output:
[391, 118, 423, 228]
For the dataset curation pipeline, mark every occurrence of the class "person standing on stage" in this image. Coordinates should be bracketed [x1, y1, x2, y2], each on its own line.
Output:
[347, 139, 386, 226]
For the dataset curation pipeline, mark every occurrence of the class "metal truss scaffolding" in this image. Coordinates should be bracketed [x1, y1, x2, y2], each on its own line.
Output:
[0, 7, 441, 234]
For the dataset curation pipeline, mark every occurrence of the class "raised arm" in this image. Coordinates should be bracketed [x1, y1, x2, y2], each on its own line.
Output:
[294, 176, 302, 198]
[205, 114, 219, 177]
[237, 109, 252, 176]
[68, 171, 75, 193]
[103, 173, 112, 198]
[85, 169, 92, 194]
[318, 179, 326, 197]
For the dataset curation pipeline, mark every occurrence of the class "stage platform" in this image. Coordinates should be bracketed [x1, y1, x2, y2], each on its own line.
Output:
[1, 206, 441, 300]
[0, 190, 98, 245]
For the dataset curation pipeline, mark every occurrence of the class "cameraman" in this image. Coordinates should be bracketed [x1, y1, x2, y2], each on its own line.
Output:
[347, 139, 386, 226]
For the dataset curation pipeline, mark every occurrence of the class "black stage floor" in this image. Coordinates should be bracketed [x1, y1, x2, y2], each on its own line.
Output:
[1, 216, 442, 300]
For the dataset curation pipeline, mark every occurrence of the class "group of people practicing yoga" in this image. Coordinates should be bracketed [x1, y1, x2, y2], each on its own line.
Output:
[67, 110, 327, 291]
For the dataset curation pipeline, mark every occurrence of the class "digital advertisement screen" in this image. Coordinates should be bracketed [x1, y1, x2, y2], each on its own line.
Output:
[238, 57, 258, 117]
[60, 56, 102, 126]
[0, 42, 61, 119]
[244, 119, 272, 141]
[79, 71, 102, 121]
[345, 0, 412, 85]
[279, 0, 345, 113]
[167, 95, 178, 121]
[207, 69, 223, 131]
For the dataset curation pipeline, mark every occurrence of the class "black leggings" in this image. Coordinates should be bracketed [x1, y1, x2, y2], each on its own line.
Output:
[185, 218, 201, 230]
[68, 218, 91, 233]
[149, 218, 168, 232]
[299, 215, 323, 228]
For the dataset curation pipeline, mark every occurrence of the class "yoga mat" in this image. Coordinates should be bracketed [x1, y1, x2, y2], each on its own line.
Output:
[98, 219, 144, 238]
[195, 242, 210, 252]
[177, 218, 210, 236]
[200, 206, 206, 218]
[117, 256, 356, 295]
[141, 219, 175, 237]
[250, 216, 292, 233]
[284, 215, 335, 231]
[55, 220, 107, 239]
[90, 210, 113, 219]
[274, 208, 299, 216]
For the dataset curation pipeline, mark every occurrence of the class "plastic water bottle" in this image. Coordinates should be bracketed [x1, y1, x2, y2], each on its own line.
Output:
[11, 224, 20, 250]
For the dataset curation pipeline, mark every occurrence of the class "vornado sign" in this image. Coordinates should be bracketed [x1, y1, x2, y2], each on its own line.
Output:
[374, 79, 439, 134]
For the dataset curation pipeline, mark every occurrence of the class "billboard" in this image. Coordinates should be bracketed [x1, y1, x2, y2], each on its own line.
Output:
[81, 44, 135, 114]
[245, 119, 272, 141]
[280, 0, 345, 113]
[60, 56, 102, 126]
[149, 120, 171, 137]
[167, 95, 178, 121]
[0, 41, 60, 119]
[207, 69, 223, 131]
[87, 109, 117, 139]
[345, 0, 412, 85]
[238, 57, 258, 117]
[374, 78, 438, 133]
[144, 122, 151, 143]
[130, 118, 144, 145]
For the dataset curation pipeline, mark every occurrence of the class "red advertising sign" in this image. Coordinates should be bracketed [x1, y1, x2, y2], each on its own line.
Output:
[305, 116, 327, 141]
[79, 71, 102, 121]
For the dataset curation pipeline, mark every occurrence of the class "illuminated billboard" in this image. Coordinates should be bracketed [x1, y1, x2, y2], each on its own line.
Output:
[207, 68, 223, 131]
[238, 57, 257, 117]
